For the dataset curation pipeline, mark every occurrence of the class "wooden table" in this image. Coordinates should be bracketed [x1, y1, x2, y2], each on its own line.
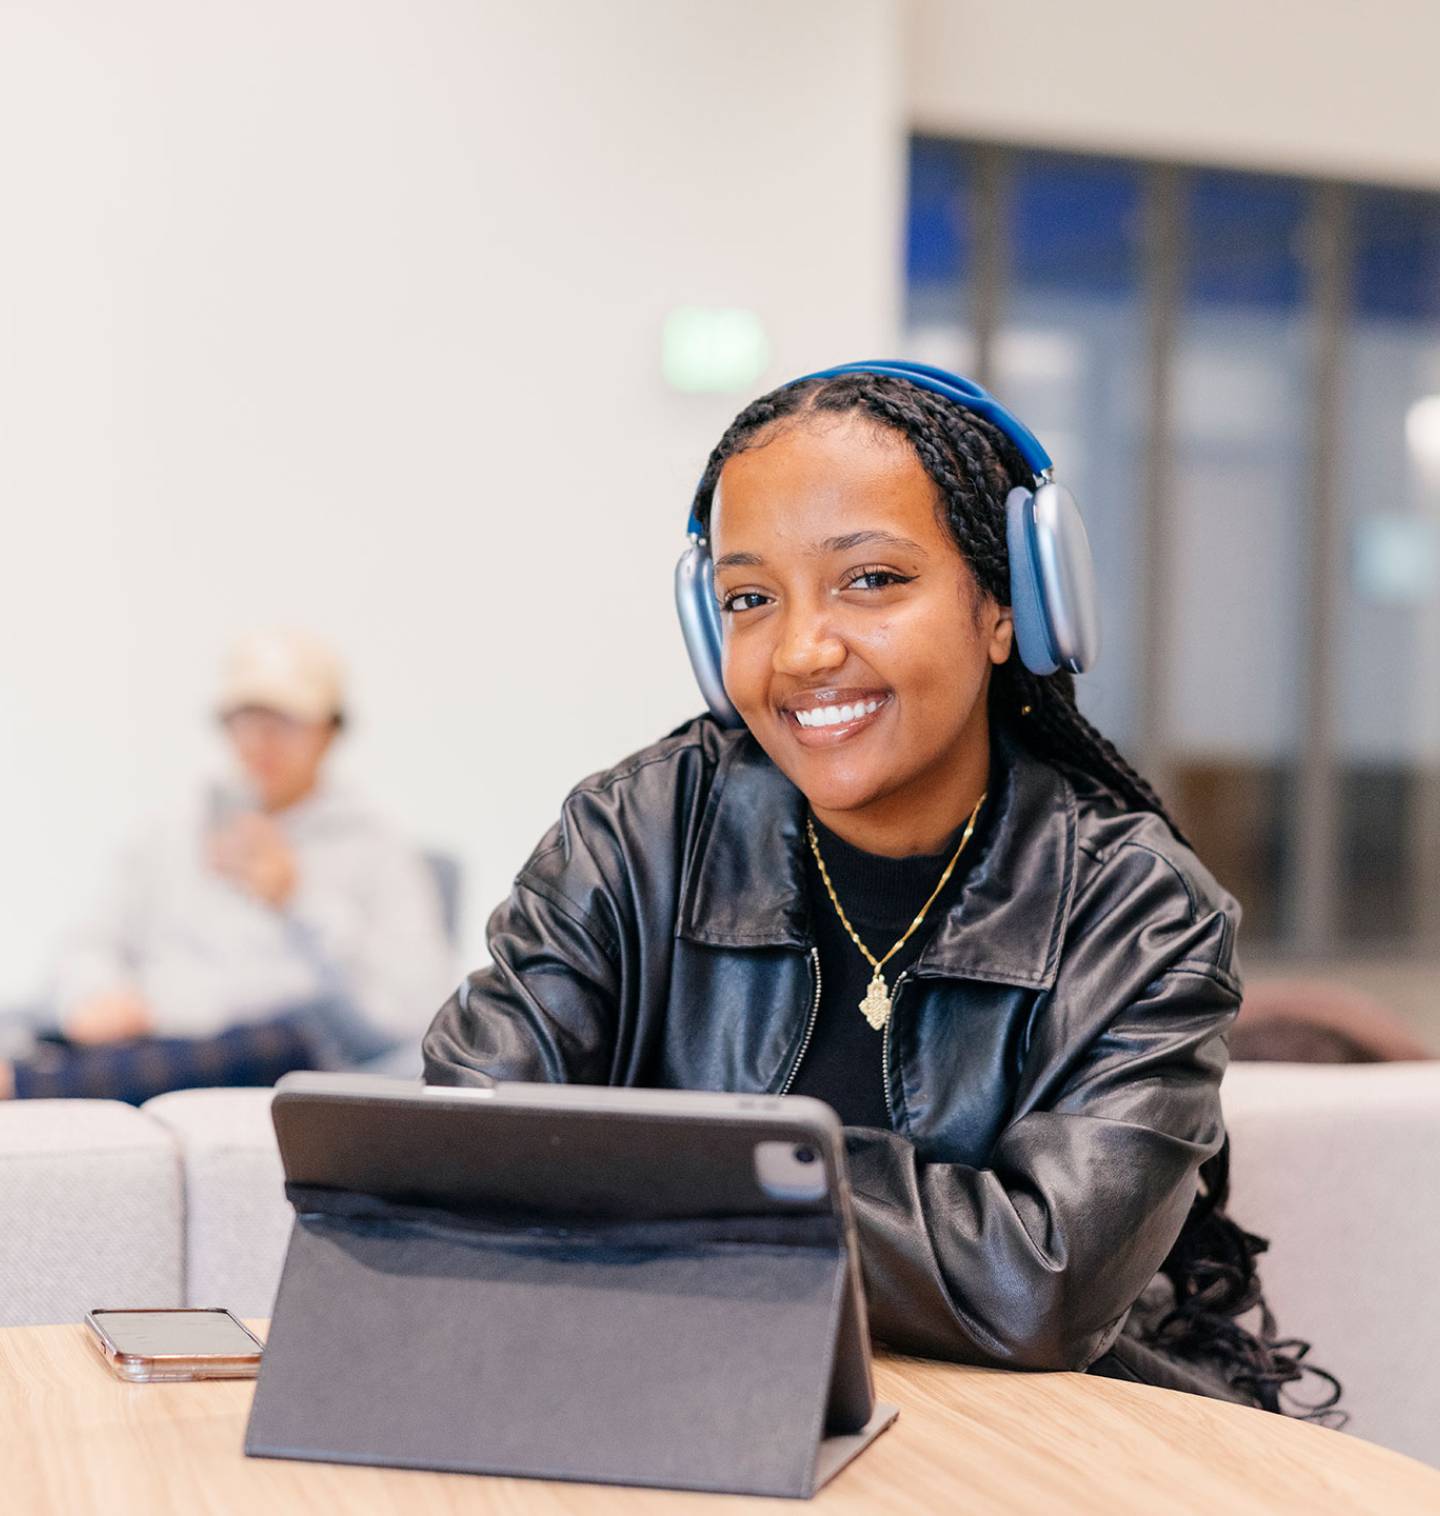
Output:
[4, 1323, 1438, 1514]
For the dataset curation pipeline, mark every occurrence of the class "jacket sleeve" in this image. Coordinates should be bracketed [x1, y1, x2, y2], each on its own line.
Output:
[423, 825, 624, 1088]
[845, 840, 1241, 1372]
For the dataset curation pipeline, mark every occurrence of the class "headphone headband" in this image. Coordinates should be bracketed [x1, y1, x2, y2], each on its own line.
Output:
[686, 360, 1053, 537]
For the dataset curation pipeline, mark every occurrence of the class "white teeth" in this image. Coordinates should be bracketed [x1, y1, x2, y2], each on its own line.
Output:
[793, 699, 886, 728]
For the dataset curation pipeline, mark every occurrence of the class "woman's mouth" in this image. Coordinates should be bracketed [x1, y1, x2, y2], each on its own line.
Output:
[782, 692, 892, 745]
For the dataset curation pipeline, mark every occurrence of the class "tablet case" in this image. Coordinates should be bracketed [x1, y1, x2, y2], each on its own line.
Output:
[244, 1088, 897, 1498]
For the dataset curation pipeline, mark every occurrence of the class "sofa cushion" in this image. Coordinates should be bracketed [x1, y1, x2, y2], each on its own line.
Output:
[142, 1088, 291, 1318]
[0, 1100, 181, 1326]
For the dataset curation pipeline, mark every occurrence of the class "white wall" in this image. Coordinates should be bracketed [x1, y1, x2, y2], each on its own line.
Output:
[0, 0, 902, 998]
[906, 0, 1440, 188]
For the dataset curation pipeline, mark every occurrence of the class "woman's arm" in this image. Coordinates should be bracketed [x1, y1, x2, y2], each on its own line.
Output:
[423, 852, 624, 1088]
[846, 841, 1240, 1372]
[423, 740, 712, 1088]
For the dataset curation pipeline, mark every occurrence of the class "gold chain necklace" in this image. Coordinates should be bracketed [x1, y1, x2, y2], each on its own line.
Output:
[805, 792, 986, 1032]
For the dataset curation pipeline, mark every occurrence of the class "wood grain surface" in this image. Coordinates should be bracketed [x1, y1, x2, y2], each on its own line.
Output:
[3, 1322, 1437, 1514]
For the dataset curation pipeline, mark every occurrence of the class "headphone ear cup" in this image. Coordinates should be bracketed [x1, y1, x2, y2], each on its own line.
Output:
[674, 542, 743, 727]
[1005, 488, 1061, 676]
[1029, 481, 1101, 675]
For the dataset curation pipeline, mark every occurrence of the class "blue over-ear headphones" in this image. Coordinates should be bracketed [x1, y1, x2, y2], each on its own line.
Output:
[674, 360, 1101, 728]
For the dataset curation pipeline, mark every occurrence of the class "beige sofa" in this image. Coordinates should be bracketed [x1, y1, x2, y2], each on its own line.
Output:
[1222, 1062, 1440, 1467]
[2, 1063, 1436, 1467]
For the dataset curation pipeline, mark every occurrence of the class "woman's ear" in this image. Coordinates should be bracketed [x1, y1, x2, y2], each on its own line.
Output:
[989, 605, 1015, 666]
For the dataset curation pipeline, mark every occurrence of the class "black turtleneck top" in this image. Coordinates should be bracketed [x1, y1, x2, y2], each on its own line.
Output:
[792, 796, 992, 1127]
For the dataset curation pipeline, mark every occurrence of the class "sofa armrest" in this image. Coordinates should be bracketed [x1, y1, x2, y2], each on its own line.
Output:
[1223, 1062, 1440, 1467]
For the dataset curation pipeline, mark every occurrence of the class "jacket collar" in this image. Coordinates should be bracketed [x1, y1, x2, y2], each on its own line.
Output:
[677, 722, 1076, 991]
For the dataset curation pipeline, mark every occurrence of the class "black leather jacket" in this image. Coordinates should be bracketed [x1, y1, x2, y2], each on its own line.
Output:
[423, 715, 1242, 1373]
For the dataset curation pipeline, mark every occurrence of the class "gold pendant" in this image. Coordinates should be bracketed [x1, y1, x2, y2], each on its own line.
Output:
[859, 970, 892, 1031]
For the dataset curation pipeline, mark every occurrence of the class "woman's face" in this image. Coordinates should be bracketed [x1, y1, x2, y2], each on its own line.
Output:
[710, 412, 1013, 854]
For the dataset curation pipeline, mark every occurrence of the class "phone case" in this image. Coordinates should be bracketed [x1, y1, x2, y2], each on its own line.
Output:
[86, 1308, 264, 1382]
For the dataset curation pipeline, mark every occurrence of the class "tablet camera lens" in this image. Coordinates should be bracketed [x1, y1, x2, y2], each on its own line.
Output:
[793, 1145, 817, 1165]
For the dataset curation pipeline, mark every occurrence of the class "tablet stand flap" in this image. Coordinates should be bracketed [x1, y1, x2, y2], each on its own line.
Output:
[245, 1196, 891, 1498]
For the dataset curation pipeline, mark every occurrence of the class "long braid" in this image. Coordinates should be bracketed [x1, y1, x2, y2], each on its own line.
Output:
[998, 661, 1189, 843]
[696, 371, 1343, 1423]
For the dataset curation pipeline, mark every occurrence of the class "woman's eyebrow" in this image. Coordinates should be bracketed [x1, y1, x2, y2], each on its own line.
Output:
[715, 531, 927, 570]
[819, 529, 927, 556]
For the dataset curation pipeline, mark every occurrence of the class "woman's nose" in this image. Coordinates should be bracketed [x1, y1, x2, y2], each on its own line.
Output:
[772, 604, 846, 677]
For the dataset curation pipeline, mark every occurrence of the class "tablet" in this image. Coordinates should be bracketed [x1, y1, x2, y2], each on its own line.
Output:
[265, 1072, 877, 1437]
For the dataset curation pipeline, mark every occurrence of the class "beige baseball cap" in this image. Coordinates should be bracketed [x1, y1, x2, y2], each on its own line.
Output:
[217, 629, 346, 724]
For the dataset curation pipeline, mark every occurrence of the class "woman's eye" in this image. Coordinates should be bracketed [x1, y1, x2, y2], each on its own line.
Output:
[844, 568, 913, 592]
[720, 591, 771, 614]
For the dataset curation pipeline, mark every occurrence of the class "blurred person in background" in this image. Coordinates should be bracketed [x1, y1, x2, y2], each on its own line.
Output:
[0, 629, 454, 1101]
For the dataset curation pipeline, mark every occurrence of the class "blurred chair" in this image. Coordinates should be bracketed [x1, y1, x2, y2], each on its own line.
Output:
[1223, 1062, 1440, 1468]
[425, 851, 463, 949]
[1232, 979, 1434, 1063]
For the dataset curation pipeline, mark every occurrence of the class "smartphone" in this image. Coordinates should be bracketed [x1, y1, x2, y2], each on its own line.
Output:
[85, 1308, 264, 1383]
[205, 782, 251, 836]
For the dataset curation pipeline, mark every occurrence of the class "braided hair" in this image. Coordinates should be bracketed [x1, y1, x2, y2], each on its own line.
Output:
[694, 372, 1343, 1424]
[692, 373, 1175, 831]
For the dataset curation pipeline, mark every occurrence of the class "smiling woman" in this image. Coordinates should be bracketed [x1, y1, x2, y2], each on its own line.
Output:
[710, 413, 1007, 858]
[424, 366, 1340, 1423]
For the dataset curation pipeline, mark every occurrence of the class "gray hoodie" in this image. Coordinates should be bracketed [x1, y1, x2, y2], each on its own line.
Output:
[51, 783, 455, 1054]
